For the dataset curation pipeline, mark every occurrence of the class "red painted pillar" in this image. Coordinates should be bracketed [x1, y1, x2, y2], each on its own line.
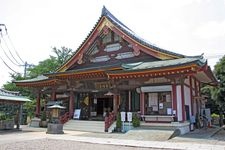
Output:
[172, 83, 177, 117]
[181, 83, 186, 121]
[35, 92, 41, 117]
[51, 87, 56, 101]
[189, 76, 194, 116]
[140, 92, 145, 115]
[69, 90, 74, 118]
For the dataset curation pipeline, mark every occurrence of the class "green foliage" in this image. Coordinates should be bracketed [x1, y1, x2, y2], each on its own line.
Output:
[23, 100, 36, 118]
[3, 73, 33, 98]
[0, 112, 6, 120]
[201, 85, 219, 114]
[116, 112, 122, 128]
[132, 113, 140, 127]
[52, 46, 73, 65]
[213, 55, 225, 108]
[41, 111, 46, 121]
[28, 56, 59, 78]
[211, 113, 219, 118]
[27, 46, 73, 78]
[0, 112, 13, 120]
[2, 46, 73, 121]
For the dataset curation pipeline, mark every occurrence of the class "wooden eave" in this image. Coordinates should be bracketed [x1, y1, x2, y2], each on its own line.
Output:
[15, 79, 57, 87]
[47, 69, 108, 80]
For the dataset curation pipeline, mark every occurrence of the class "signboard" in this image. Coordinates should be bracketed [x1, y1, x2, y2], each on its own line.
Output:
[141, 85, 172, 92]
[73, 109, 81, 119]
[127, 112, 132, 122]
[121, 111, 126, 122]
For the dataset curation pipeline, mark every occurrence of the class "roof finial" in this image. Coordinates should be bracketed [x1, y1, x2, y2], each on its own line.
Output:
[101, 5, 108, 16]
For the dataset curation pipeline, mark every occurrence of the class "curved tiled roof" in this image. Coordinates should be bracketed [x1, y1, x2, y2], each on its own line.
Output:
[101, 6, 185, 58]
[57, 6, 186, 72]
[0, 88, 30, 102]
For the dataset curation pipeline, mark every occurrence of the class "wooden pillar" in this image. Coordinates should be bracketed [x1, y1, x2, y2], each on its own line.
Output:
[140, 92, 145, 115]
[172, 82, 177, 117]
[128, 91, 131, 112]
[69, 90, 74, 118]
[35, 92, 41, 117]
[51, 87, 56, 101]
[18, 104, 23, 129]
[113, 94, 118, 114]
[181, 83, 186, 121]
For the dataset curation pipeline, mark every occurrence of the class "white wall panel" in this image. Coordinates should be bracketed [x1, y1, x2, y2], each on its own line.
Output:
[176, 85, 182, 121]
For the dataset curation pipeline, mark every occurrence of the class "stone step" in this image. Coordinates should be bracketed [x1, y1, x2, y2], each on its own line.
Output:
[140, 122, 176, 130]
[63, 120, 105, 133]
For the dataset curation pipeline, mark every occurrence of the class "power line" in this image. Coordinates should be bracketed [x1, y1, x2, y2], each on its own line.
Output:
[0, 44, 20, 66]
[6, 34, 25, 64]
[0, 55, 19, 74]
[1, 24, 25, 64]
[1, 37, 22, 65]
[0, 24, 22, 66]
[0, 24, 33, 77]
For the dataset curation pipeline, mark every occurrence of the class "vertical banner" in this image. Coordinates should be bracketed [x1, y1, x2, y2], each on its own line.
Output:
[127, 112, 132, 122]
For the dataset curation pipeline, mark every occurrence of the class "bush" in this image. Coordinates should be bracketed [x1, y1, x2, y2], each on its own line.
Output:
[41, 112, 46, 121]
[132, 113, 140, 127]
[211, 113, 219, 118]
[116, 112, 122, 129]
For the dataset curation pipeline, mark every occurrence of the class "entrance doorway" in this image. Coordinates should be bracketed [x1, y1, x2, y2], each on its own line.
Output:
[96, 97, 113, 116]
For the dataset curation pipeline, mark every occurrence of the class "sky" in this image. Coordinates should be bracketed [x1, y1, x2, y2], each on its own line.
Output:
[0, 0, 225, 87]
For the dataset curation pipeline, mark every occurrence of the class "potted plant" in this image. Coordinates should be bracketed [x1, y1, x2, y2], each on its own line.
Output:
[116, 112, 122, 132]
[40, 112, 47, 127]
[132, 113, 140, 127]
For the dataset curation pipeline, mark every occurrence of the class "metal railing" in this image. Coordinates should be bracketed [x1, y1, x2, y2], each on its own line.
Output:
[104, 112, 115, 132]
[59, 112, 70, 124]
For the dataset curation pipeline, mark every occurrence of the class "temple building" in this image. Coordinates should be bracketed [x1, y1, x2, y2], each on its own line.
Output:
[15, 7, 217, 131]
[0, 88, 30, 129]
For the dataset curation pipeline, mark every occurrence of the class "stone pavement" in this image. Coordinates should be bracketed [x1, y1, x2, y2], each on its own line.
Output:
[0, 125, 225, 150]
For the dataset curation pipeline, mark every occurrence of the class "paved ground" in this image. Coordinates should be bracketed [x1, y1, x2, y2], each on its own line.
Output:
[0, 126, 225, 150]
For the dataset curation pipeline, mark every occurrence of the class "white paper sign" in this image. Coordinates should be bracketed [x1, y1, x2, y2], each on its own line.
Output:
[121, 112, 126, 122]
[167, 108, 172, 115]
[159, 103, 163, 109]
[127, 112, 132, 122]
[73, 109, 81, 119]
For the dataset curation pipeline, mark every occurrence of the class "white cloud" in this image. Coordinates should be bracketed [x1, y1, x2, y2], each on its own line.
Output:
[194, 21, 225, 39]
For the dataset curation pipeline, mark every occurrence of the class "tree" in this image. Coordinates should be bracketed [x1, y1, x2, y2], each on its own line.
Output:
[3, 46, 74, 121]
[202, 85, 219, 114]
[27, 46, 73, 78]
[28, 56, 59, 78]
[52, 46, 73, 65]
[211, 55, 225, 126]
[213, 55, 225, 107]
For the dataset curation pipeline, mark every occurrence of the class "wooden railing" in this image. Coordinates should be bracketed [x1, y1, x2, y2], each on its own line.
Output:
[104, 112, 116, 132]
[59, 112, 70, 124]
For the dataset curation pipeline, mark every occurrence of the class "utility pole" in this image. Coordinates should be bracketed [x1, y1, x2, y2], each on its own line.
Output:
[24, 61, 27, 78]
[19, 61, 34, 78]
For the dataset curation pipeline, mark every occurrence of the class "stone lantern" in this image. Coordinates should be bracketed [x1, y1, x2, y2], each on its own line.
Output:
[46, 103, 65, 134]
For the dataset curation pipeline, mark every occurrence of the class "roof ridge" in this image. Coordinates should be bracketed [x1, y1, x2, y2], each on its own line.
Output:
[101, 6, 132, 31]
